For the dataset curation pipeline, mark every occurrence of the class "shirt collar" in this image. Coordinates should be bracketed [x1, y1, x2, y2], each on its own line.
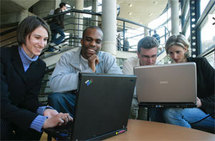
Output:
[18, 46, 38, 64]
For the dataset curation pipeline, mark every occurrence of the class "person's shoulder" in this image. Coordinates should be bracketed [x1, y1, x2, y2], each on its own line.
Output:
[98, 51, 115, 59]
[126, 56, 138, 61]
[122, 57, 139, 68]
[0, 46, 15, 52]
[125, 56, 138, 63]
[61, 47, 80, 59]
[187, 57, 212, 69]
[37, 58, 46, 68]
[188, 57, 207, 63]
[0, 46, 17, 59]
[54, 8, 61, 14]
[55, 8, 61, 12]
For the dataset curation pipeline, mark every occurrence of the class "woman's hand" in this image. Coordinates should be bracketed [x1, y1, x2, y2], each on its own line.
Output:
[43, 113, 73, 129]
[196, 97, 202, 107]
[44, 109, 58, 118]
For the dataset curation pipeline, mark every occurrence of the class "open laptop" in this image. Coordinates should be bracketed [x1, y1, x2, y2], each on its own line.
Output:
[134, 62, 197, 108]
[45, 73, 136, 140]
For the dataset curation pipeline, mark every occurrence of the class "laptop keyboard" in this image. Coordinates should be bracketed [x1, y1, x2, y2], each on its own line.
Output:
[44, 121, 73, 139]
[139, 102, 196, 108]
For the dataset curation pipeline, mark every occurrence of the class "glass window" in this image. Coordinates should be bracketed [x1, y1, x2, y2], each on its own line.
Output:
[200, 11, 215, 53]
[201, 0, 210, 14]
[199, 2, 215, 68]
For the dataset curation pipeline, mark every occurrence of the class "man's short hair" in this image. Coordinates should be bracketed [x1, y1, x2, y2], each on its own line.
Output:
[137, 36, 159, 53]
[82, 26, 103, 38]
[59, 2, 66, 8]
[17, 16, 51, 46]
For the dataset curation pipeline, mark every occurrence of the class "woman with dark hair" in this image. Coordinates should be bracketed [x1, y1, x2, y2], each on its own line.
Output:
[163, 34, 215, 133]
[0, 16, 72, 140]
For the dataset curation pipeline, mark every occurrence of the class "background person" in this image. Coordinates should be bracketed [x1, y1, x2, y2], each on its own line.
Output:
[117, 33, 122, 51]
[48, 26, 122, 117]
[123, 37, 130, 51]
[48, 2, 67, 51]
[122, 36, 163, 120]
[152, 30, 160, 44]
[163, 34, 215, 133]
[0, 16, 72, 140]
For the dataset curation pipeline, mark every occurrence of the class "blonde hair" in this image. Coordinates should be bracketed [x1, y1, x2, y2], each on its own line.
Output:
[165, 34, 190, 57]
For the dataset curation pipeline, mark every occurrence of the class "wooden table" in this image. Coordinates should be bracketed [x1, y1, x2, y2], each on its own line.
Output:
[105, 119, 215, 141]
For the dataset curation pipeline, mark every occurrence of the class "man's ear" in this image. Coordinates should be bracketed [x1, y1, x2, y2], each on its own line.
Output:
[184, 47, 188, 52]
[137, 52, 140, 58]
[80, 39, 83, 46]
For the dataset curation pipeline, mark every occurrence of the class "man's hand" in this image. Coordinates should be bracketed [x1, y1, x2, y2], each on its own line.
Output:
[44, 109, 58, 118]
[196, 97, 202, 107]
[88, 54, 99, 72]
[43, 113, 73, 129]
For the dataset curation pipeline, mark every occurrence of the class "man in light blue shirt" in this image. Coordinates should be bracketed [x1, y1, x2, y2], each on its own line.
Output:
[49, 26, 122, 116]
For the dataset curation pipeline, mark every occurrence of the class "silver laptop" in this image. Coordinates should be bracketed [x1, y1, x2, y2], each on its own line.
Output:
[134, 62, 197, 108]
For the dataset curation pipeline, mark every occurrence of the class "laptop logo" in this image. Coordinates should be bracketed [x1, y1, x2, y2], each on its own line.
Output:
[116, 129, 126, 135]
[160, 81, 168, 84]
[85, 79, 93, 86]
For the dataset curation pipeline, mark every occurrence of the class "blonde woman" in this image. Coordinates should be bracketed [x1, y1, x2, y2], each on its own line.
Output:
[163, 34, 215, 133]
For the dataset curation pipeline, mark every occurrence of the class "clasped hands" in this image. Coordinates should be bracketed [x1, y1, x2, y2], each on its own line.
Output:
[43, 109, 73, 129]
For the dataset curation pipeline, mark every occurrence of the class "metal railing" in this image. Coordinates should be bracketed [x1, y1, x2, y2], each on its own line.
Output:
[0, 8, 169, 57]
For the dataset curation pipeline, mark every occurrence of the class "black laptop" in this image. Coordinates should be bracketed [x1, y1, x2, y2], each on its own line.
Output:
[44, 73, 136, 140]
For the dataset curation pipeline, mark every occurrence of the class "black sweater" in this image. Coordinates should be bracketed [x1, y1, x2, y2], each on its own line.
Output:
[187, 57, 215, 116]
[0, 46, 46, 130]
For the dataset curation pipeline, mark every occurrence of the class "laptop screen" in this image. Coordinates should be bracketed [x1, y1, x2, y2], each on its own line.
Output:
[71, 73, 136, 140]
[134, 62, 197, 108]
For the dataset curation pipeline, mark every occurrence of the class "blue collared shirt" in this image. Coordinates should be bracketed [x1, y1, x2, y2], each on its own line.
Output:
[30, 106, 53, 132]
[18, 46, 53, 132]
